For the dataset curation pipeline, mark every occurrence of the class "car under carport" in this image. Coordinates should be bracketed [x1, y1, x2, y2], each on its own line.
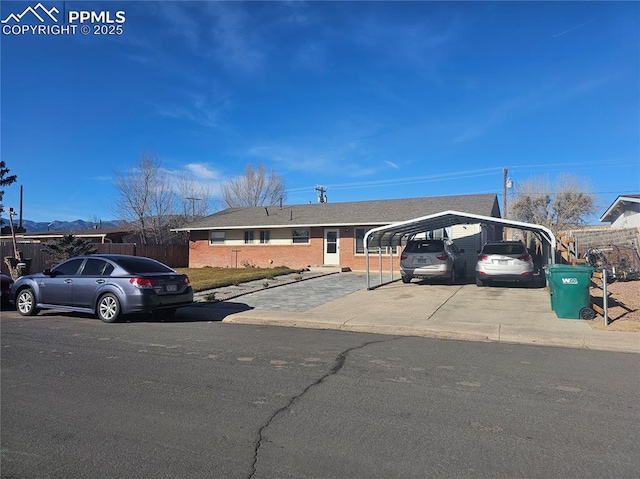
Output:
[363, 210, 556, 289]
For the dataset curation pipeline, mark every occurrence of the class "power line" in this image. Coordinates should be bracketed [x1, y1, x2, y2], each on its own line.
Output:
[285, 158, 638, 195]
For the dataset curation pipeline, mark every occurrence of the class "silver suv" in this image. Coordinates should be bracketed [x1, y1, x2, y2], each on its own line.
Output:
[400, 239, 466, 284]
[475, 241, 534, 286]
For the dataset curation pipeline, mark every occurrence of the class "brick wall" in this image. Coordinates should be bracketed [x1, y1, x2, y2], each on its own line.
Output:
[188, 226, 399, 271]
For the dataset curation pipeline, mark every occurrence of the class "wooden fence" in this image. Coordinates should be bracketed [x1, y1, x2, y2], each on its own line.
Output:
[1, 242, 189, 276]
[557, 227, 640, 264]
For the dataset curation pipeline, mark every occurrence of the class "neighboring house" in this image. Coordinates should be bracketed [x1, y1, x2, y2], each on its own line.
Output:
[174, 194, 503, 272]
[0, 227, 135, 244]
[600, 195, 640, 228]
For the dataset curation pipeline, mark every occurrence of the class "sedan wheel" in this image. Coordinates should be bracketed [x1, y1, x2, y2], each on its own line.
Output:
[97, 293, 121, 323]
[17, 288, 39, 316]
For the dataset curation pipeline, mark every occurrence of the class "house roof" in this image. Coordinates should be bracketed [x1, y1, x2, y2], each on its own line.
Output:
[173, 194, 501, 231]
[599, 195, 640, 223]
[0, 227, 132, 242]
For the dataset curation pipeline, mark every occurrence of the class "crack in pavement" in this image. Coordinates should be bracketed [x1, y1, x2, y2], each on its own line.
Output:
[425, 285, 463, 320]
[247, 337, 399, 479]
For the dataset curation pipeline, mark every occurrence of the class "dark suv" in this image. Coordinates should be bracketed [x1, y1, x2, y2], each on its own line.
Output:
[400, 239, 466, 284]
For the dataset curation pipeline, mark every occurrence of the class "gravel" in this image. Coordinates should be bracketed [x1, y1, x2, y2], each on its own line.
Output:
[589, 278, 640, 331]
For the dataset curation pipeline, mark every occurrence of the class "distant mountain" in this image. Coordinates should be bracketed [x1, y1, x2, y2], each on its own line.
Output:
[13, 219, 124, 233]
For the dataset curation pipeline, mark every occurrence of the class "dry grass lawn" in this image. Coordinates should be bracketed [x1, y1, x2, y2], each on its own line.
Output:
[175, 266, 296, 292]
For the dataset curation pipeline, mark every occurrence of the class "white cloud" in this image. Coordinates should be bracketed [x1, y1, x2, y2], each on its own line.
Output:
[185, 163, 221, 180]
[384, 160, 400, 170]
[248, 145, 334, 173]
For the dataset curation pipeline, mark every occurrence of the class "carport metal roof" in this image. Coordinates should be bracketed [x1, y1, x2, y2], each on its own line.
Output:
[363, 210, 556, 288]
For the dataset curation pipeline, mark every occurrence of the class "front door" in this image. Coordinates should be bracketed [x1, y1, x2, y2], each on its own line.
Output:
[323, 229, 340, 265]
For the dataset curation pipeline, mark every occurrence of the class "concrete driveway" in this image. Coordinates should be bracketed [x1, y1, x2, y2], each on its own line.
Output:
[212, 272, 639, 353]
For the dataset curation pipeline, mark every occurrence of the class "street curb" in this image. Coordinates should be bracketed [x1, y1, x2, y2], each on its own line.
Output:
[223, 315, 640, 353]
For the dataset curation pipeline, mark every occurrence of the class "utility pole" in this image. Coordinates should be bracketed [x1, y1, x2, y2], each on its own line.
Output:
[502, 168, 513, 240]
[315, 186, 327, 203]
[502, 168, 508, 220]
[186, 197, 201, 221]
[502, 168, 508, 240]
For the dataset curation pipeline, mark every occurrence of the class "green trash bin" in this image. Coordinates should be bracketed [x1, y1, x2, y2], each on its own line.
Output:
[544, 264, 595, 319]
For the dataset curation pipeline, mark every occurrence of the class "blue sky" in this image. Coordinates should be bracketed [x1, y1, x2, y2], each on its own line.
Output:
[1, 0, 638, 225]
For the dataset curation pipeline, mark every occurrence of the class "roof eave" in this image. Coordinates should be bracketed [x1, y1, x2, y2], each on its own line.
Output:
[599, 196, 640, 222]
[172, 221, 403, 232]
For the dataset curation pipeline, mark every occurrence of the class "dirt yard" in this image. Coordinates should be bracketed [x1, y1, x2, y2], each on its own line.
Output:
[588, 279, 640, 332]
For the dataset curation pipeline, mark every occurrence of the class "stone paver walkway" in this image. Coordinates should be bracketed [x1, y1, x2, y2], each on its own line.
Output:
[194, 272, 393, 312]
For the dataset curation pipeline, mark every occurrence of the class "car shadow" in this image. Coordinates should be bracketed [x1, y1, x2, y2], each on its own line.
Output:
[412, 276, 475, 286]
[1, 301, 16, 312]
[127, 301, 254, 323]
[22, 301, 254, 324]
[476, 274, 547, 289]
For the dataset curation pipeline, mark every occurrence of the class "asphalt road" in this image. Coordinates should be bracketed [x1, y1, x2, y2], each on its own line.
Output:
[1, 311, 639, 479]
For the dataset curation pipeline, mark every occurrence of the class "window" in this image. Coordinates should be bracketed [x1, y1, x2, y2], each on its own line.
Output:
[356, 228, 398, 254]
[114, 257, 173, 273]
[244, 231, 254, 244]
[260, 231, 270, 244]
[404, 240, 445, 254]
[355, 228, 370, 254]
[482, 243, 526, 255]
[51, 258, 84, 276]
[292, 229, 310, 244]
[209, 231, 225, 244]
[81, 259, 113, 276]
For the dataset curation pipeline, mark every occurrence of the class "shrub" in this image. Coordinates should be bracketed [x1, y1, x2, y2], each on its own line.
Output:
[41, 235, 97, 263]
[204, 292, 218, 302]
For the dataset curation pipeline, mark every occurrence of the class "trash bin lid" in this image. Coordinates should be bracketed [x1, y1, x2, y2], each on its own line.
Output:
[544, 264, 595, 273]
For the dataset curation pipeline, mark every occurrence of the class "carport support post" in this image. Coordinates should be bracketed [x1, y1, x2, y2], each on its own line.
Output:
[602, 268, 608, 326]
[390, 249, 394, 282]
[366, 248, 371, 289]
[378, 247, 383, 285]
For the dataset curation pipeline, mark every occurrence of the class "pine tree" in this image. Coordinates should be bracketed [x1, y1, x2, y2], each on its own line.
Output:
[41, 235, 97, 263]
[0, 160, 18, 220]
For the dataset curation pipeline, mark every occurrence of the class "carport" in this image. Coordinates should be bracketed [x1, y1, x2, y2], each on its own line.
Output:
[363, 210, 556, 289]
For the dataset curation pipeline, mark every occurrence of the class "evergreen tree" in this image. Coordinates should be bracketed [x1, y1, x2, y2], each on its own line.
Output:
[0, 161, 18, 222]
[41, 235, 97, 263]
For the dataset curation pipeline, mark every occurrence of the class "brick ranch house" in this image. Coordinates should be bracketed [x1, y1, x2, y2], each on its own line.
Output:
[174, 193, 503, 272]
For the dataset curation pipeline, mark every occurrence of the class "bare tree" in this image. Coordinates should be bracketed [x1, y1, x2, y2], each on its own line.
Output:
[113, 153, 175, 244]
[114, 154, 217, 244]
[175, 172, 214, 221]
[221, 163, 286, 208]
[510, 173, 596, 234]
